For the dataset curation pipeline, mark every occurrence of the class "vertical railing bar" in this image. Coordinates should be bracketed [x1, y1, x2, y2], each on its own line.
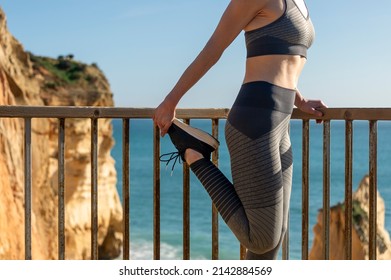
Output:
[58, 118, 66, 260]
[323, 120, 331, 260]
[301, 119, 310, 260]
[24, 117, 32, 260]
[211, 118, 219, 260]
[122, 118, 130, 260]
[344, 120, 353, 260]
[90, 118, 99, 260]
[369, 120, 378, 260]
[153, 123, 161, 260]
[183, 119, 190, 260]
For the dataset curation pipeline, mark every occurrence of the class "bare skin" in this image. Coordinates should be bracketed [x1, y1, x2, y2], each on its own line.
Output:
[153, 0, 327, 164]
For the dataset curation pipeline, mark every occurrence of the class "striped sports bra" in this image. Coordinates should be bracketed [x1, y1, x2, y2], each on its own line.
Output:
[245, 0, 315, 58]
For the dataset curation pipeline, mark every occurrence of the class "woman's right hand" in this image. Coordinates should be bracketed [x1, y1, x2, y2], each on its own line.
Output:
[297, 98, 328, 124]
[153, 98, 176, 137]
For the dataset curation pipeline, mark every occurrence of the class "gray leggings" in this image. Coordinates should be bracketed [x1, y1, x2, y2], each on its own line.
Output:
[190, 81, 295, 260]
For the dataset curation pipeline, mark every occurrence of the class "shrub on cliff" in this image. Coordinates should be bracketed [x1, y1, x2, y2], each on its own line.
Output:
[30, 53, 91, 84]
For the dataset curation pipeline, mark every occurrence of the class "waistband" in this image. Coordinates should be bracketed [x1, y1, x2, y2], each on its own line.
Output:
[233, 81, 296, 114]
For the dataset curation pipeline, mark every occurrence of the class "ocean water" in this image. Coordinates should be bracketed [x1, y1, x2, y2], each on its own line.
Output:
[110, 119, 391, 260]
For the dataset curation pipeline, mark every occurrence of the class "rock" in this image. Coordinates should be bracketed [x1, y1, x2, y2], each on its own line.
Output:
[309, 175, 391, 259]
[0, 7, 123, 259]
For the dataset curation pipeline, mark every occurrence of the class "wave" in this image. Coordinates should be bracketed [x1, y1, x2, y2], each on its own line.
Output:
[117, 239, 208, 260]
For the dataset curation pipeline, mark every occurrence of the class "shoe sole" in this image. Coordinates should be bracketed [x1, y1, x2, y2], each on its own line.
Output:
[173, 118, 220, 150]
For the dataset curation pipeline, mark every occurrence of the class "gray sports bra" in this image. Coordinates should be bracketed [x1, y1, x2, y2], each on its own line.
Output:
[245, 0, 315, 58]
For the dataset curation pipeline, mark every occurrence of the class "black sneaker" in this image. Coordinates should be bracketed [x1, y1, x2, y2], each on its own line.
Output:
[160, 118, 220, 173]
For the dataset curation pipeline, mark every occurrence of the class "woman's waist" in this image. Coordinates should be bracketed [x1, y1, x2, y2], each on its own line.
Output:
[244, 55, 306, 89]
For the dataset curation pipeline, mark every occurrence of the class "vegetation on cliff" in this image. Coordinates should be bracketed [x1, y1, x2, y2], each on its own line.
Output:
[29, 53, 100, 90]
[26, 52, 113, 106]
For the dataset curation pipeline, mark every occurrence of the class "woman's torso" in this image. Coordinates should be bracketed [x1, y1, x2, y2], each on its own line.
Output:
[243, 0, 314, 90]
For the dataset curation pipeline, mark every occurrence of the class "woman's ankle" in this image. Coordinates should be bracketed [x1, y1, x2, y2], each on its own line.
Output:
[184, 149, 204, 165]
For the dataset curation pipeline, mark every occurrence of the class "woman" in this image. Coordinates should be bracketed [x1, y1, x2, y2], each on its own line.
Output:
[153, 0, 327, 260]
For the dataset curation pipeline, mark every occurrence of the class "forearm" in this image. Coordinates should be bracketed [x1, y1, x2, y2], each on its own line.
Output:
[294, 88, 305, 108]
[164, 47, 222, 107]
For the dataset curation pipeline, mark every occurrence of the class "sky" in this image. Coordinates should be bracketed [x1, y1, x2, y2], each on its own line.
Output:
[1, 0, 391, 109]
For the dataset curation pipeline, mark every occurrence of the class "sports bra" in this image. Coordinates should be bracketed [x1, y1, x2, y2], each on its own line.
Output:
[245, 0, 315, 58]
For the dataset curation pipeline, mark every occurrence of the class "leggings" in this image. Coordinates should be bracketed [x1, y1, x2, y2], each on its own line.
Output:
[190, 81, 295, 260]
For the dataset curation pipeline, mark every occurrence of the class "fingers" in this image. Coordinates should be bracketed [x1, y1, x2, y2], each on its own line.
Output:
[159, 121, 171, 137]
[314, 101, 328, 124]
[152, 110, 174, 137]
[301, 99, 327, 124]
[153, 116, 168, 137]
[311, 107, 323, 117]
[313, 109, 323, 124]
[316, 101, 328, 115]
[306, 100, 326, 115]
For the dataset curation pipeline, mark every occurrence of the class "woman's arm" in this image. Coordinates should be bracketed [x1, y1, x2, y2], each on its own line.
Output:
[154, 0, 268, 136]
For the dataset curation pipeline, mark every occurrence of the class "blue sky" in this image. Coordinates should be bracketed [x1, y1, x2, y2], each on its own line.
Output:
[1, 0, 391, 108]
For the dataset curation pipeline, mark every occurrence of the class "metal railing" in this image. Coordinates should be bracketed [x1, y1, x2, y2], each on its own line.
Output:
[1, 105, 390, 260]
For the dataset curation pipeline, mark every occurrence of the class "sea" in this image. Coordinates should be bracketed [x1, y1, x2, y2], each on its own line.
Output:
[110, 118, 391, 260]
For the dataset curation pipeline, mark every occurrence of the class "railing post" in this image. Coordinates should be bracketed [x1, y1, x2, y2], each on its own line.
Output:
[322, 120, 330, 260]
[301, 120, 310, 260]
[91, 118, 99, 260]
[183, 119, 191, 260]
[153, 123, 161, 260]
[122, 119, 130, 260]
[58, 118, 66, 260]
[24, 117, 32, 260]
[369, 120, 378, 260]
[344, 120, 353, 260]
[211, 119, 219, 260]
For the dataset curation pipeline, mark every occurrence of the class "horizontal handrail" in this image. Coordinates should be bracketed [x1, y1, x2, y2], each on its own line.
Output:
[1, 105, 391, 120]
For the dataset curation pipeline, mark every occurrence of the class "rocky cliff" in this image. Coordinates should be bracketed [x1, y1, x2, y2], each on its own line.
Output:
[309, 175, 391, 259]
[0, 7, 122, 259]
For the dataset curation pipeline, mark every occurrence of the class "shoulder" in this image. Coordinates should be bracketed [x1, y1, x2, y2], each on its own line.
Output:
[225, 0, 271, 18]
[225, 0, 272, 20]
[229, 0, 271, 9]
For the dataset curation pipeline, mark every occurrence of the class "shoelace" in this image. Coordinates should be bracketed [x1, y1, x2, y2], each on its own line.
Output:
[159, 151, 183, 175]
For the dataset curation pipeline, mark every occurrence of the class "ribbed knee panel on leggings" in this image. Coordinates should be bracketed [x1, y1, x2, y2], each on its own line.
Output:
[190, 81, 295, 256]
